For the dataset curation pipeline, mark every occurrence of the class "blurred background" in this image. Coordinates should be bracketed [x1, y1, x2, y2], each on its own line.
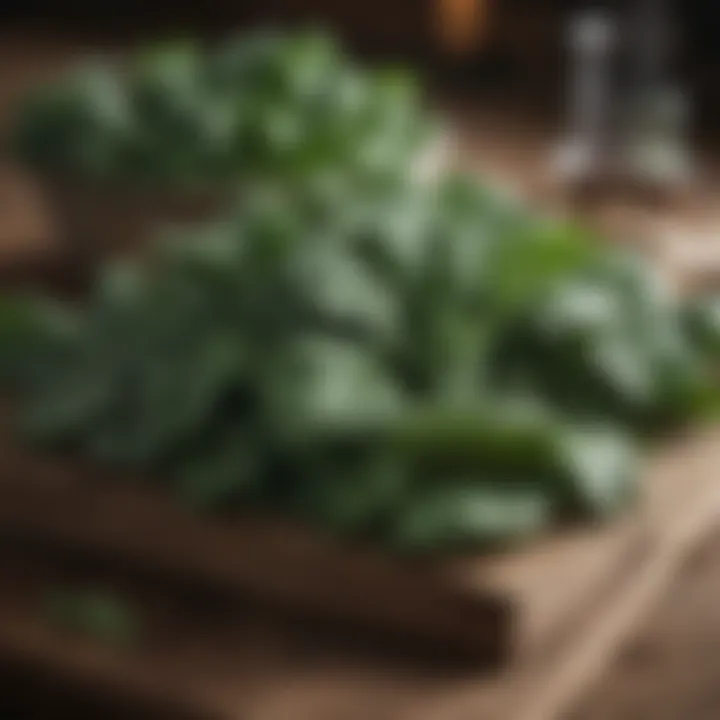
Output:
[3, 0, 720, 247]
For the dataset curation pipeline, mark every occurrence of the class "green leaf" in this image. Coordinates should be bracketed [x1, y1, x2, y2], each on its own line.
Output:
[298, 452, 410, 534]
[683, 294, 720, 356]
[391, 484, 552, 554]
[176, 427, 260, 510]
[554, 426, 638, 518]
[42, 588, 142, 648]
[298, 243, 400, 340]
[290, 337, 406, 438]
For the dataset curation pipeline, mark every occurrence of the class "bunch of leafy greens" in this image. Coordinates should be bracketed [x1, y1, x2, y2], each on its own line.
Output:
[1, 174, 717, 555]
[11, 30, 434, 190]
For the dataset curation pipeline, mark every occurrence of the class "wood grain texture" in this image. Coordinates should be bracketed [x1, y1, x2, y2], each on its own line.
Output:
[0, 410, 648, 667]
[0, 430, 719, 719]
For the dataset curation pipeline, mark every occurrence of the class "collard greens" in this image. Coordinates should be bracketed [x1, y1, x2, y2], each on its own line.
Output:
[3, 31, 719, 554]
[11, 30, 435, 191]
[2, 174, 715, 554]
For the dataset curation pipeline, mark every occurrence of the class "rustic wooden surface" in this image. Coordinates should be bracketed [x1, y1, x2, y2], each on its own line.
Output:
[571, 528, 720, 720]
[0, 415, 641, 666]
[2, 428, 720, 720]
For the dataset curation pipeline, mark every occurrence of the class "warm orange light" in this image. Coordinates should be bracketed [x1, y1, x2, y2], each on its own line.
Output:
[436, 0, 490, 55]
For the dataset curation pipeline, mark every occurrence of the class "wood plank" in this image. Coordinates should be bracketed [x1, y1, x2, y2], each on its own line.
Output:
[1, 430, 719, 720]
[217, 429, 720, 720]
[0, 548, 244, 720]
[0, 164, 64, 292]
[571, 529, 720, 720]
[443, 519, 645, 661]
[0, 414, 642, 666]
[0, 426, 509, 664]
[399, 428, 720, 720]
